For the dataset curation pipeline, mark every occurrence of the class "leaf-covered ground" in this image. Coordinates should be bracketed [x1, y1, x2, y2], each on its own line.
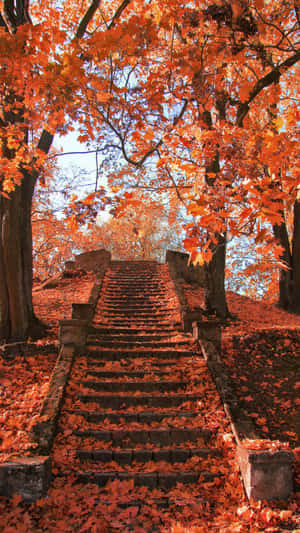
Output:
[0, 279, 299, 532]
[33, 272, 96, 337]
[184, 283, 300, 447]
[0, 273, 96, 463]
[0, 352, 57, 464]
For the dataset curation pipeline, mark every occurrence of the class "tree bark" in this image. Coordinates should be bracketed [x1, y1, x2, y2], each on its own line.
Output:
[202, 123, 229, 318]
[204, 232, 229, 318]
[0, 171, 39, 340]
[273, 219, 293, 309]
[272, 200, 300, 312]
[292, 199, 300, 311]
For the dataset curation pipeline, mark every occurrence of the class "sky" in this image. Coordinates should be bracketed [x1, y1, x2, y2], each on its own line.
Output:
[54, 131, 112, 225]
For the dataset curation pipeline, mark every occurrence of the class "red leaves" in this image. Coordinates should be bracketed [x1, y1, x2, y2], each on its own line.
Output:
[0, 353, 56, 464]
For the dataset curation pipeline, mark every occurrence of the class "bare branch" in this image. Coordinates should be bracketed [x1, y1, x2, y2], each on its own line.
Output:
[165, 166, 187, 205]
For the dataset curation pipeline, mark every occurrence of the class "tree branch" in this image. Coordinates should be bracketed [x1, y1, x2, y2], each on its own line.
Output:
[237, 49, 300, 126]
[108, 0, 131, 29]
[76, 0, 101, 39]
[38, 0, 133, 166]
[295, 1, 300, 27]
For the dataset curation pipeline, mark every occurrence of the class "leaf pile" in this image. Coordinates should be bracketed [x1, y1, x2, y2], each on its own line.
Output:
[0, 352, 57, 464]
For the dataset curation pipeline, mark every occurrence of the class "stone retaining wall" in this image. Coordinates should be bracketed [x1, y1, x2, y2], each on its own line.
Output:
[166, 251, 203, 331]
[193, 321, 294, 501]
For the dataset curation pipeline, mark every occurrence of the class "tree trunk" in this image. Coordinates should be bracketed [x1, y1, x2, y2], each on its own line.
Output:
[204, 232, 229, 318]
[0, 172, 38, 340]
[202, 127, 229, 318]
[273, 219, 293, 309]
[0, 130, 53, 341]
[272, 200, 300, 312]
[292, 199, 300, 311]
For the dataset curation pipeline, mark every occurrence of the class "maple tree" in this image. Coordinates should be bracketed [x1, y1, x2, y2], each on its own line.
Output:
[0, 0, 299, 340]
[0, 0, 131, 340]
[75, 0, 300, 316]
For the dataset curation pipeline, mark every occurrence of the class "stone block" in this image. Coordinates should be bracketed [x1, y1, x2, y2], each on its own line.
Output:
[114, 450, 132, 465]
[133, 473, 157, 488]
[59, 319, 89, 348]
[65, 260, 76, 270]
[237, 444, 294, 500]
[151, 429, 171, 446]
[31, 345, 75, 454]
[74, 249, 111, 272]
[193, 320, 221, 352]
[133, 449, 153, 462]
[171, 448, 190, 463]
[93, 450, 113, 462]
[182, 310, 203, 332]
[154, 449, 171, 462]
[0, 456, 51, 502]
[166, 250, 205, 285]
[158, 472, 178, 489]
[72, 303, 94, 321]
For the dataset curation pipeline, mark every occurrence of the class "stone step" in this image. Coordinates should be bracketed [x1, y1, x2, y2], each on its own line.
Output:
[102, 289, 167, 295]
[87, 340, 191, 349]
[75, 470, 219, 489]
[102, 291, 168, 298]
[67, 409, 198, 423]
[77, 392, 203, 408]
[79, 379, 188, 393]
[100, 309, 169, 316]
[88, 326, 178, 334]
[86, 349, 194, 360]
[100, 305, 171, 312]
[105, 272, 162, 277]
[71, 495, 207, 511]
[85, 369, 169, 378]
[101, 303, 171, 309]
[104, 280, 167, 284]
[101, 295, 169, 300]
[87, 333, 185, 340]
[85, 359, 179, 368]
[101, 295, 168, 301]
[94, 320, 179, 327]
[74, 427, 211, 445]
[101, 299, 169, 305]
[77, 447, 220, 464]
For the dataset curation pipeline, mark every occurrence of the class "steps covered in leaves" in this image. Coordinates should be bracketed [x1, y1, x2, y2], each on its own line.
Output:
[53, 260, 224, 492]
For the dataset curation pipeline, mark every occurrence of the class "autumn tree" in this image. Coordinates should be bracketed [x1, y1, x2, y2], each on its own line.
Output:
[0, 0, 131, 340]
[75, 0, 300, 316]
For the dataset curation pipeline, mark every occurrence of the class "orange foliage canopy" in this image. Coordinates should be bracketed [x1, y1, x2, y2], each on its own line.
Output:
[1, 0, 299, 231]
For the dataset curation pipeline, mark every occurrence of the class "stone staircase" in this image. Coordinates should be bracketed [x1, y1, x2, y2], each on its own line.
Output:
[54, 260, 223, 492]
